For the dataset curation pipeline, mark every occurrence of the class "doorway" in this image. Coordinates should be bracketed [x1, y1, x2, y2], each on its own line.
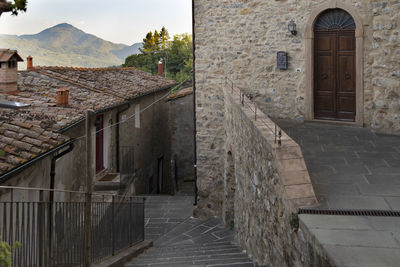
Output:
[95, 114, 104, 173]
[313, 9, 356, 122]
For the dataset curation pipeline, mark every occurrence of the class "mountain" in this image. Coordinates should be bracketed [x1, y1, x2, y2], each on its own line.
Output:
[0, 23, 142, 69]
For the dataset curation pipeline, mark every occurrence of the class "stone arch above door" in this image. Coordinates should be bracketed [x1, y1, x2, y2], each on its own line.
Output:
[304, 0, 364, 126]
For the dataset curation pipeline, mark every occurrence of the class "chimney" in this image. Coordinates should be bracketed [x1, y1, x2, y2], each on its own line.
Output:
[27, 56, 33, 70]
[56, 87, 69, 106]
[158, 60, 163, 77]
[0, 49, 23, 94]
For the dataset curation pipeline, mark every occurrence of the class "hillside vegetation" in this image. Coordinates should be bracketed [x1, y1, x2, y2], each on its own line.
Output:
[0, 23, 142, 68]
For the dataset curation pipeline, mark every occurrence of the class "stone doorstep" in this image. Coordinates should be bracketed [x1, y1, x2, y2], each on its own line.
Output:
[93, 240, 153, 267]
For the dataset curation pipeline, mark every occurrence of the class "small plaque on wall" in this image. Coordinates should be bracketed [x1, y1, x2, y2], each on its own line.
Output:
[277, 51, 288, 70]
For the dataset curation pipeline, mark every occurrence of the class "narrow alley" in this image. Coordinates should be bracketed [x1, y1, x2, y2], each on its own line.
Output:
[126, 182, 257, 267]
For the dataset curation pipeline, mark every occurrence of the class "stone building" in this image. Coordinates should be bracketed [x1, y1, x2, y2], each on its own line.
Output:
[0, 56, 176, 200]
[194, 0, 400, 266]
[0, 49, 23, 94]
[168, 87, 195, 190]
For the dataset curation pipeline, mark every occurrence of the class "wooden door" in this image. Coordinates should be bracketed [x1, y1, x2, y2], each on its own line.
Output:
[314, 30, 356, 121]
[95, 114, 104, 173]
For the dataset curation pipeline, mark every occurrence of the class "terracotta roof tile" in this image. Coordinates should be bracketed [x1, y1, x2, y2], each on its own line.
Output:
[0, 65, 175, 177]
[0, 120, 68, 175]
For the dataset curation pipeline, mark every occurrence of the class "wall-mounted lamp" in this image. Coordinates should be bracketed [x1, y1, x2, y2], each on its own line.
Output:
[288, 20, 297, 36]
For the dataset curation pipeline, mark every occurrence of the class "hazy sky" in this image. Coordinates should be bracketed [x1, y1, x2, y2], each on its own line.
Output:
[0, 0, 192, 45]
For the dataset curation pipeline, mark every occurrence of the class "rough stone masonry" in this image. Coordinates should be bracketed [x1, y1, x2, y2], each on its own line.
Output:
[194, 0, 400, 222]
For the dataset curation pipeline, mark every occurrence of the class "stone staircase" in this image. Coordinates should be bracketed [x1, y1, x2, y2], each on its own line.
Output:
[125, 195, 256, 267]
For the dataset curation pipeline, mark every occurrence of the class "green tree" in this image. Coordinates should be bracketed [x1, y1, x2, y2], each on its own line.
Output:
[166, 33, 192, 81]
[160, 27, 170, 50]
[142, 32, 155, 52]
[0, 0, 27, 16]
[0, 237, 21, 267]
[123, 28, 192, 83]
[153, 30, 160, 51]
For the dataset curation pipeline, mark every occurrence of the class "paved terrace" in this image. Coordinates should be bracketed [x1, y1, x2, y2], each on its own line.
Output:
[276, 119, 400, 267]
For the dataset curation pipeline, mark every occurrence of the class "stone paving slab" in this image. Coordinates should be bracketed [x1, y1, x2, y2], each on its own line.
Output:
[311, 229, 399, 248]
[275, 119, 400, 210]
[323, 245, 400, 267]
[277, 120, 400, 266]
[300, 214, 400, 266]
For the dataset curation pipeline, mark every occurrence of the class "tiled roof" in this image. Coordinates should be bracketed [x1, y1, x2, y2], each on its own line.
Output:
[34, 66, 175, 99]
[0, 66, 176, 177]
[0, 49, 23, 62]
[168, 87, 193, 101]
[0, 120, 69, 174]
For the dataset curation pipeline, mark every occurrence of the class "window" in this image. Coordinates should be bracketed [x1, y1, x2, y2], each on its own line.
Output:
[135, 104, 140, 128]
[95, 114, 104, 173]
[8, 61, 17, 68]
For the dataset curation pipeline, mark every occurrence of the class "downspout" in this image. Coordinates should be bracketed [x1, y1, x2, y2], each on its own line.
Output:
[192, 0, 198, 206]
[116, 104, 130, 172]
[48, 141, 74, 260]
[49, 141, 75, 202]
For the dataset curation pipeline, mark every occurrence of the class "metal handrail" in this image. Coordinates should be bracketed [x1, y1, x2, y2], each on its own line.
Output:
[225, 77, 282, 146]
[0, 185, 145, 200]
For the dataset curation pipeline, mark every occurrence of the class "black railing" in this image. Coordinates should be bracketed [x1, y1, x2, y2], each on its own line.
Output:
[225, 77, 283, 146]
[0, 186, 145, 267]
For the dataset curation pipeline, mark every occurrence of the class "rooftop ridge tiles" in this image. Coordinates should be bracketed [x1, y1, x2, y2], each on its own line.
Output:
[33, 69, 127, 100]
[34, 66, 137, 71]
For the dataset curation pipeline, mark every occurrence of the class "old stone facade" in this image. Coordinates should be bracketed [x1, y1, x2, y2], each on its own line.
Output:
[194, 0, 400, 265]
[0, 65, 176, 200]
[224, 85, 328, 266]
[168, 88, 195, 189]
[194, 0, 400, 220]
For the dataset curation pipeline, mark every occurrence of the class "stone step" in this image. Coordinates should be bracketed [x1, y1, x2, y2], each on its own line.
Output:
[155, 216, 224, 247]
[153, 217, 204, 246]
[126, 256, 255, 266]
[93, 181, 123, 191]
[142, 244, 241, 257]
[148, 241, 237, 250]
[131, 252, 250, 264]
[127, 264, 255, 267]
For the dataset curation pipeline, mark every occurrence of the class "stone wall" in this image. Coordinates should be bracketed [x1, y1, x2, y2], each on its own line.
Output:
[0, 89, 173, 199]
[168, 90, 195, 186]
[224, 86, 328, 266]
[194, 0, 400, 218]
[119, 89, 172, 195]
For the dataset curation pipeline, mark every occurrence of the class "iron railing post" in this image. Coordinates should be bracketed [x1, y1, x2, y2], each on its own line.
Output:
[84, 110, 95, 267]
[130, 197, 133, 246]
[112, 195, 115, 256]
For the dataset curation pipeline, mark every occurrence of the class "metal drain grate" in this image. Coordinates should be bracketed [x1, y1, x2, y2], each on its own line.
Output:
[298, 208, 400, 217]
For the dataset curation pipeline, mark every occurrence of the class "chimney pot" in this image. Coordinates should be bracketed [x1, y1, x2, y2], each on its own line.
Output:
[27, 56, 33, 70]
[56, 87, 69, 107]
[158, 60, 163, 77]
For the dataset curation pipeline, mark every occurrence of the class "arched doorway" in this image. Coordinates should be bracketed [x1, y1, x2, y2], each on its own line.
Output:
[314, 9, 356, 121]
[304, 2, 364, 126]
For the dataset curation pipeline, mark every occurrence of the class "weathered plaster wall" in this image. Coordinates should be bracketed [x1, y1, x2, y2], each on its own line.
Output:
[168, 92, 195, 185]
[0, 88, 172, 200]
[119, 89, 172, 195]
[194, 0, 400, 217]
[224, 87, 329, 266]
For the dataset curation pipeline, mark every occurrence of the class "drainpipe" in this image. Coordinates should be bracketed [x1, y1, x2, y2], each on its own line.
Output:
[48, 141, 74, 261]
[192, 0, 198, 206]
[49, 142, 75, 202]
[116, 104, 130, 172]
